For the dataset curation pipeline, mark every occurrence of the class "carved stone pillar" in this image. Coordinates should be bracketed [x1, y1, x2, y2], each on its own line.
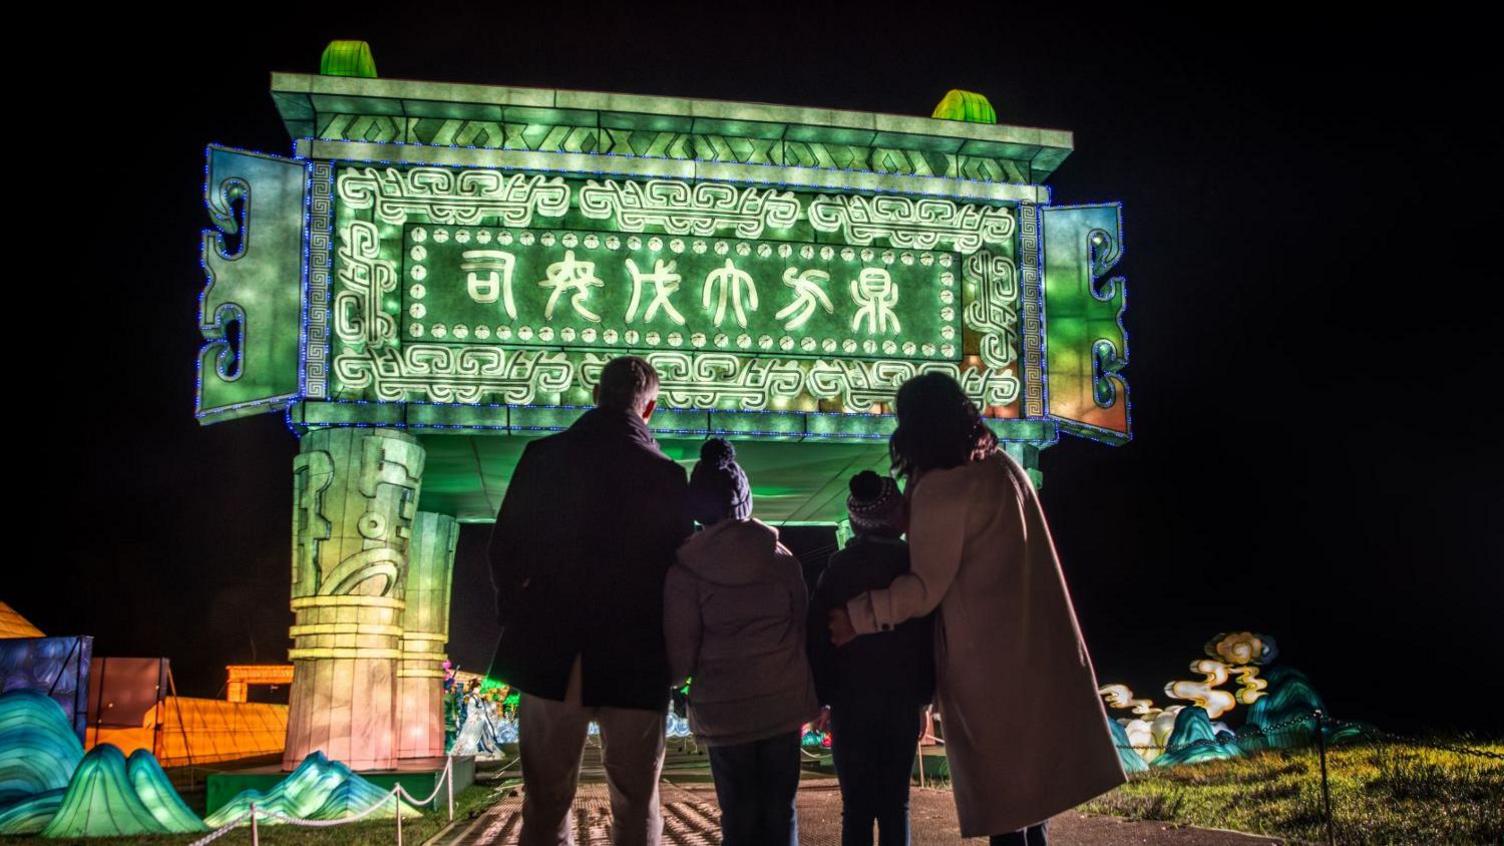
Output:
[283, 427, 424, 771]
[397, 511, 458, 760]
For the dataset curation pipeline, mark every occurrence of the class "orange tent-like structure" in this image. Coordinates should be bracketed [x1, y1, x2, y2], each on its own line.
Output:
[87, 697, 288, 766]
[3, 609, 289, 766]
[85, 664, 293, 766]
[155, 696, 290, 766]
[0, 602, 44, 638]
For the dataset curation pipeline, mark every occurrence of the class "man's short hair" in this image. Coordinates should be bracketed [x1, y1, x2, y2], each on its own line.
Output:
[596, 356, 660, 413]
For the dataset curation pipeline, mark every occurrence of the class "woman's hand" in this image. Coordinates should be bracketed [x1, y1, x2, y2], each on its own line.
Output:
[828, 607, 858, 646]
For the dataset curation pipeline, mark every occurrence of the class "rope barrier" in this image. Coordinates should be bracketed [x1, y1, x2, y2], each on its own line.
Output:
[1324, 719, 1504, 761]
[180, 712, 1496, 844]
[185, 755, 458, 841]
[1113, 711, 1504, 760]
[186, 809, 252, 846]
[484, 754, 523, 776]
[1114, 713, 1319, 753]
[259, 790, 406, 829]
[395, 756, 456, 807]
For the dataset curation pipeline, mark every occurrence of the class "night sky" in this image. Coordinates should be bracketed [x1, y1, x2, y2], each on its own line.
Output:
[14, 8, 1500, 734]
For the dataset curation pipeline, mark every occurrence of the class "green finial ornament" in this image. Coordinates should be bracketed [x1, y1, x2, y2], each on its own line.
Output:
[931, 90, 996, 124]
[320, 41, 378, 78]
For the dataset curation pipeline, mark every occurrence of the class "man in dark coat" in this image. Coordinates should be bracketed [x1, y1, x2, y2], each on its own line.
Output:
[489, 356, 691, 846]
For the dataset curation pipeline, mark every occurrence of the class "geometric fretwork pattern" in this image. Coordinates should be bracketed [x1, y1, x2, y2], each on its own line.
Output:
[306, 162, 334, 399]
[1019, 203, 1045, 417]
[317, 115, 1032, 186]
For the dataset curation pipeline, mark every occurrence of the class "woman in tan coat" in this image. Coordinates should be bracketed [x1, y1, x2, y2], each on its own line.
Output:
[829, 373, 1124, 845]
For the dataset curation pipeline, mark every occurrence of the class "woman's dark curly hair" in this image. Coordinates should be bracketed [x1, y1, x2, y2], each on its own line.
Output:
[888, 372, 998, 481]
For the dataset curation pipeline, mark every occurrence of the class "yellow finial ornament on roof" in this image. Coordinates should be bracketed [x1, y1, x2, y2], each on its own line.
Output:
[320, 41, 378, 78]
[932, 90, 996, 124]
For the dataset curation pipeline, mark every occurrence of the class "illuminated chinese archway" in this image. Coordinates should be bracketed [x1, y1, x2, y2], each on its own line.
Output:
[197, 43, 1130, 772]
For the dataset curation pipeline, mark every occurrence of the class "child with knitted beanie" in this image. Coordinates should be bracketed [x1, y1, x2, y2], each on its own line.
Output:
[809, 470, 936, 846]
[664, 438, 819, 846]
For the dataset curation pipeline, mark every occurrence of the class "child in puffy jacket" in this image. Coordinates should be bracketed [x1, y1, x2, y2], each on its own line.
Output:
[808, 470, 935, 846]
[664, 438, 819, 846]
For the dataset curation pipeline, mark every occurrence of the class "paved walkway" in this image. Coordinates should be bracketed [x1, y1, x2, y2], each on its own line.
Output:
[433, 780, 1285, 845]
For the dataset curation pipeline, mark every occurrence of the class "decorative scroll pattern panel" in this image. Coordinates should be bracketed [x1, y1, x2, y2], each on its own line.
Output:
[329, 166, 1023, 415]
[1043, 204, 1129, 441]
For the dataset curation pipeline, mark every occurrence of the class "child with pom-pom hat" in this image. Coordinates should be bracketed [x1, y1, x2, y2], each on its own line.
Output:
[808, 470, 935, 846]
[664, 438, 819, 846]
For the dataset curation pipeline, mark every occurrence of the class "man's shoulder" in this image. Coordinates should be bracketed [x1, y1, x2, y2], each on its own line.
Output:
[637, 442, 688, 485]
[518, 424, 685, 495]
[505, 432, 570, 484]
[524, 426, 671, 462]
[519, 429, 571, 457]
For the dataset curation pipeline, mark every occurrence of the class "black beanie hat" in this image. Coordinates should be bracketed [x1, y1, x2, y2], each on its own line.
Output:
[847, 470, 904, 535]
[688, 438, 752, 525]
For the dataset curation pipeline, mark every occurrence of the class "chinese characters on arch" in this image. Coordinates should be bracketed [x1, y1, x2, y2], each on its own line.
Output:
[406, 226, 961, 363]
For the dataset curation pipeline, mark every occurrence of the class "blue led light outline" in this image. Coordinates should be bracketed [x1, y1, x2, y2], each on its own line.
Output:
[283, 397, 1058, 443]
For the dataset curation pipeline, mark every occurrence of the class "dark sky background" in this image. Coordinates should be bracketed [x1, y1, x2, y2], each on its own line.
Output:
[12, 7, 1499, 734]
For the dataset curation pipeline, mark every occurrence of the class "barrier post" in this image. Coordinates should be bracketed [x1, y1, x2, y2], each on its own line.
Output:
[447, 756, 455, 821]
[395, 791, 403, 846]
[1313, 710, 1334, 846]
[250, 802, 259, 846]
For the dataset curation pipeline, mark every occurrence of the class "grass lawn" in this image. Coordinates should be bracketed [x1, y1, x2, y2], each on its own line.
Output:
[1080, 739, 1504, 844]
[0, 785, 501, 846]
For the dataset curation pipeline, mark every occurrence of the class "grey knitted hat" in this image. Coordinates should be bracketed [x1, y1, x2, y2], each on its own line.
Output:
[847, 470, 904, 535]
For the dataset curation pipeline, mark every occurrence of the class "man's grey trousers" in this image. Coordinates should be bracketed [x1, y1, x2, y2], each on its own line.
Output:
[518, 657, 667, 846]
